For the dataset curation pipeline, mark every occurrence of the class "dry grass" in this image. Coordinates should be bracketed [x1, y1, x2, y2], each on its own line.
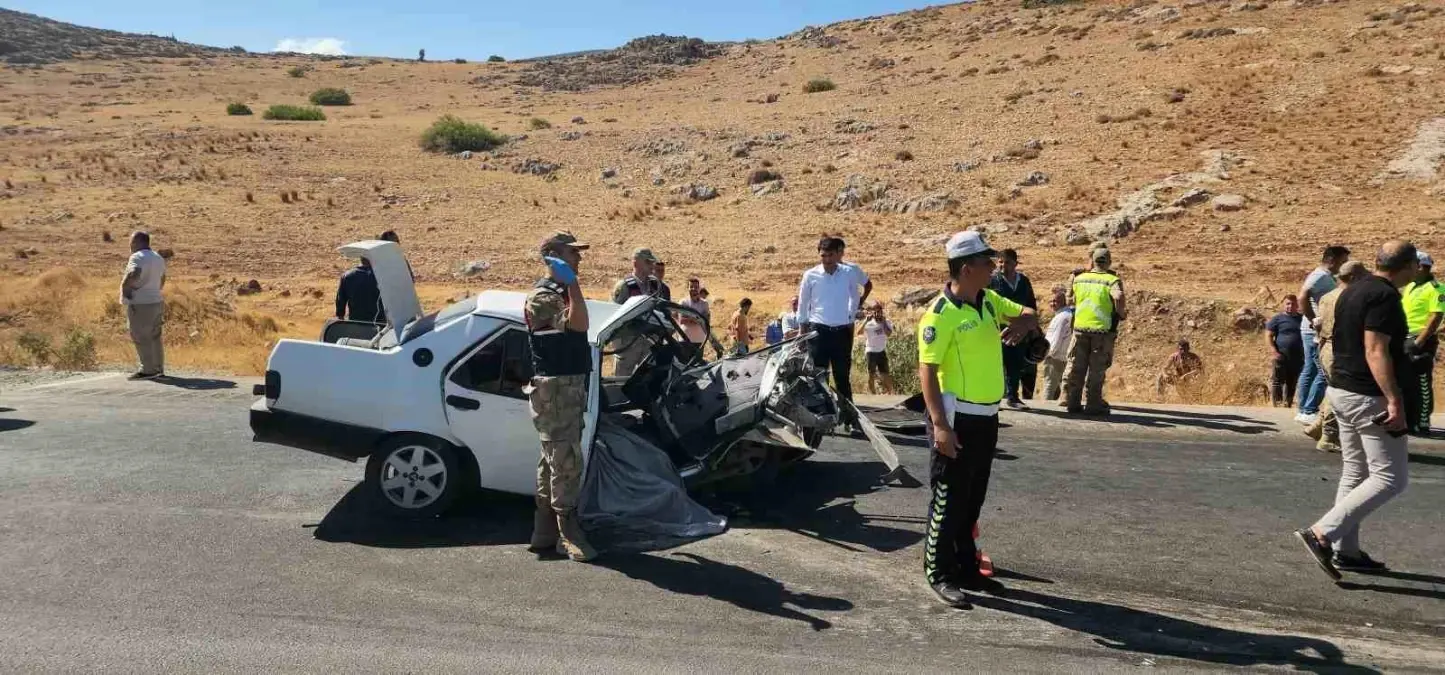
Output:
[0, 0, 1441, 403]
[0, 268, 312, 374]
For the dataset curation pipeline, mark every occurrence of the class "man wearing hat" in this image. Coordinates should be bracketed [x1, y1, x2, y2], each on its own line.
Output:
[918, 230, 1040, 608]
[524, 231, 597, 562]
[1062, 246, 1127, 415]
[612, 247, 667, 376]
[1400, 250, 1443, 436]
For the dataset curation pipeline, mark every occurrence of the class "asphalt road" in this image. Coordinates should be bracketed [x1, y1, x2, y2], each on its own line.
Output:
[1, 374, 1443, 673]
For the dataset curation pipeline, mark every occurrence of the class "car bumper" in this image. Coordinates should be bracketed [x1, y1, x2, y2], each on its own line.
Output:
[249, 399, 384, 462]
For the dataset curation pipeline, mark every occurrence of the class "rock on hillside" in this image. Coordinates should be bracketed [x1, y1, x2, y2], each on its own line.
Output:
[0, 8, 231, 64]
[513, 35, 726, 91]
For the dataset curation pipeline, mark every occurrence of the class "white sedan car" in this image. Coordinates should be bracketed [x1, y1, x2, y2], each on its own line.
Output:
[249, 240, 904, 518]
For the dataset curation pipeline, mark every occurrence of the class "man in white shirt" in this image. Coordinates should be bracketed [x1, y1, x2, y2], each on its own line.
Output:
[780, 296, 801, 340]
[1042, 292, 1074, 400]
[120, 231, 167, 380]
[798, 235, 872, 406]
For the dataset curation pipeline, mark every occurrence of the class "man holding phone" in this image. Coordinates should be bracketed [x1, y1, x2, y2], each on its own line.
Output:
[1294, 240, 1417, 579]
[524, 231, 596, 563]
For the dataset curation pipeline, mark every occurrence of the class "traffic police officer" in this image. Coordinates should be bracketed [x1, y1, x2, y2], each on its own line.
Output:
[1062, 246, 1127, 415]
[524, 231, 597, 562]
[918, 230, 1039, 608]
[1401, 250, 1443, 436]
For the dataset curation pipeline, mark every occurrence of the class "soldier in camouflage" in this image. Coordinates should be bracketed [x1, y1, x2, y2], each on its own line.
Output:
[524, 231, 597, 562]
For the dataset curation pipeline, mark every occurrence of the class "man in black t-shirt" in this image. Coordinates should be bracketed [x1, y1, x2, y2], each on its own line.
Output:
[1293, 241, 1418, 580]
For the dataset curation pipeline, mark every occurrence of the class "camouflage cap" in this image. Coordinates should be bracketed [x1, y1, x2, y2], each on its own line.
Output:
[539, 231, 589, 254]
[631, 247, 662, 264]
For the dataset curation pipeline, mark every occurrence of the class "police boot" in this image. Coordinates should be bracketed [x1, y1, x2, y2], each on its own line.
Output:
[556, 509, 598, 562]
[528, 498, 560, 556]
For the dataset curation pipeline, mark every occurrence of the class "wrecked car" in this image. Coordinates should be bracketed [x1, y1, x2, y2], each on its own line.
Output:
[249, 240, 904, 523]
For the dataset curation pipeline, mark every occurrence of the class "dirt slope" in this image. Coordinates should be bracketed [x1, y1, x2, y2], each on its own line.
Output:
[1, 0, 1443, 398]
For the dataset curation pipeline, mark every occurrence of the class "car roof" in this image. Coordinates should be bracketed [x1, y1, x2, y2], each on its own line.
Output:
[470, 290, 626, 342]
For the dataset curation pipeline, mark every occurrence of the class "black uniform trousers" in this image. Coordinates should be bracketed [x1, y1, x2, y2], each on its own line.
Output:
[923, 411, 999, 585]
[807, 322, 856, 403]
[1404, 335, 1437, 435]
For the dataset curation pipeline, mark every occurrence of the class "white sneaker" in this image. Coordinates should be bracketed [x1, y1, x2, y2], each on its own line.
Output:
[1295, 413, 1319, 426]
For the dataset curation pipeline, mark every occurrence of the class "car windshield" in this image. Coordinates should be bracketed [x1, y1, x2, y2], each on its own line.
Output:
[400, 295, 477, 344]
[601, 301, 719, 365]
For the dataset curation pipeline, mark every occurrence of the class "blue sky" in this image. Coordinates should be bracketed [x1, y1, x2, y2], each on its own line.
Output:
[12, 0, 944, 60]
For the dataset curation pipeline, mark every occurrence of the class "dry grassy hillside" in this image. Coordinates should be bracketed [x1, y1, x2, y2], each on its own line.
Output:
[1, 0, 1442, 401]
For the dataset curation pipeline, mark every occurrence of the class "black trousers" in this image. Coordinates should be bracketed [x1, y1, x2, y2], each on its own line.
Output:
[924, 412, 998, 585]
[808, 323, 856, 403]
[1404, 336, 1437, 435]
[1270, 354, 1303, 406]
[1002, 344, 1037, 400]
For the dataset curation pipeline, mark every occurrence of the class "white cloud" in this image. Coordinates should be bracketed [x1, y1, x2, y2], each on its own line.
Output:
[273, 38, 348, 56]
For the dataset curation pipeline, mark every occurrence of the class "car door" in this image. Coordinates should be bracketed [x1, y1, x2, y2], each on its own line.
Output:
[442, 326, 541, 496]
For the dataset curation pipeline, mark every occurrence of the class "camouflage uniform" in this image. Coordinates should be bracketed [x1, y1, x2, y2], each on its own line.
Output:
[611, 275, 662, 377]
[524, 280, 596, 561]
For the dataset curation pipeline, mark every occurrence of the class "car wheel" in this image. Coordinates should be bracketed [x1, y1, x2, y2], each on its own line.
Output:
[364, 436, 466, 518]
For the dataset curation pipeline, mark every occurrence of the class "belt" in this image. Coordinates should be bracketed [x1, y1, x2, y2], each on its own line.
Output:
[945, 396, 999, 417]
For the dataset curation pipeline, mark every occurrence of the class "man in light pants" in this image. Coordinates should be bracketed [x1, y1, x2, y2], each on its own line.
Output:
[1294, 241, 1417, 579]
[120, 231, 166, 380]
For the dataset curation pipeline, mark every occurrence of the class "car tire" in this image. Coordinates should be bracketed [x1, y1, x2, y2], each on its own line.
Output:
[364, 436, 467, 518]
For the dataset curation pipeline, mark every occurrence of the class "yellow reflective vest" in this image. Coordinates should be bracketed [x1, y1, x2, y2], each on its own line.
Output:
[1072, 271, 1121, 333]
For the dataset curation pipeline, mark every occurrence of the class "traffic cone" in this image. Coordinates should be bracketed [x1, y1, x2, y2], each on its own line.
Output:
[974, 522, 994, 577]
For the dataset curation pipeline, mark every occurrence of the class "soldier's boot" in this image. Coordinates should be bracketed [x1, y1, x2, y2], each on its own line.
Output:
[527, 498, 559, 555]
[556, 509, 598, 562]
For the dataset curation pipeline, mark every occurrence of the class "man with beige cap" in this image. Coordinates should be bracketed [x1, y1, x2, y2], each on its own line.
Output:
[524, 231, 597, 562]
[612, 247, 667, 376]
[1062, 246, 1126, 415]
[1306, 260, 1369, 452]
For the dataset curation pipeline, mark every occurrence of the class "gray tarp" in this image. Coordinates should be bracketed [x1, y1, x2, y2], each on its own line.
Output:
[577, 418, 728, 552]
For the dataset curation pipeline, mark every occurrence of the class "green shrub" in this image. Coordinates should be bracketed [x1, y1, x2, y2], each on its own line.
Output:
[528, 117, 552, 130]
[263, 104, 326, 121]
[488, 55, 506, 63]
[453, 58, 467, 64]
[803, 78, 836, 93]
[419, 115, 508, 153]
[308, 87, 352, 106]
[16, 331, 52, 366]
[226, 102, 253, 116]
[286, 65, 307, 78]
[851, 326, 920, 396]
[54, 328, 97, 371]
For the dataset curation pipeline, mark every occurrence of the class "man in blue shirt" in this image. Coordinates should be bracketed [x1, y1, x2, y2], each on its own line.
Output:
[1296, 246, 1351, 424]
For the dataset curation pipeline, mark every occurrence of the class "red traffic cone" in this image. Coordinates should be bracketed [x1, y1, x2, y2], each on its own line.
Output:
[974, 522, 994, 577]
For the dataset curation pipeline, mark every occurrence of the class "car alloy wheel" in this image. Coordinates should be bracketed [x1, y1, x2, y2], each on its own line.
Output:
[377, 444, 448, 510]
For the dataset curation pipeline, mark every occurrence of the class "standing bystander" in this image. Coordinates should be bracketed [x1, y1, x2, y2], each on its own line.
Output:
[729, 298, 753, 356]
[1041, 293, 1074, 401]
[120, 231, 167, 380]
[1296, 246, 1352, 425]
[798, 236, 872, 407]
[990, 249, 1039, 407]
[858, 301, 896, 395]
[1267, 295, 1306, 407]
